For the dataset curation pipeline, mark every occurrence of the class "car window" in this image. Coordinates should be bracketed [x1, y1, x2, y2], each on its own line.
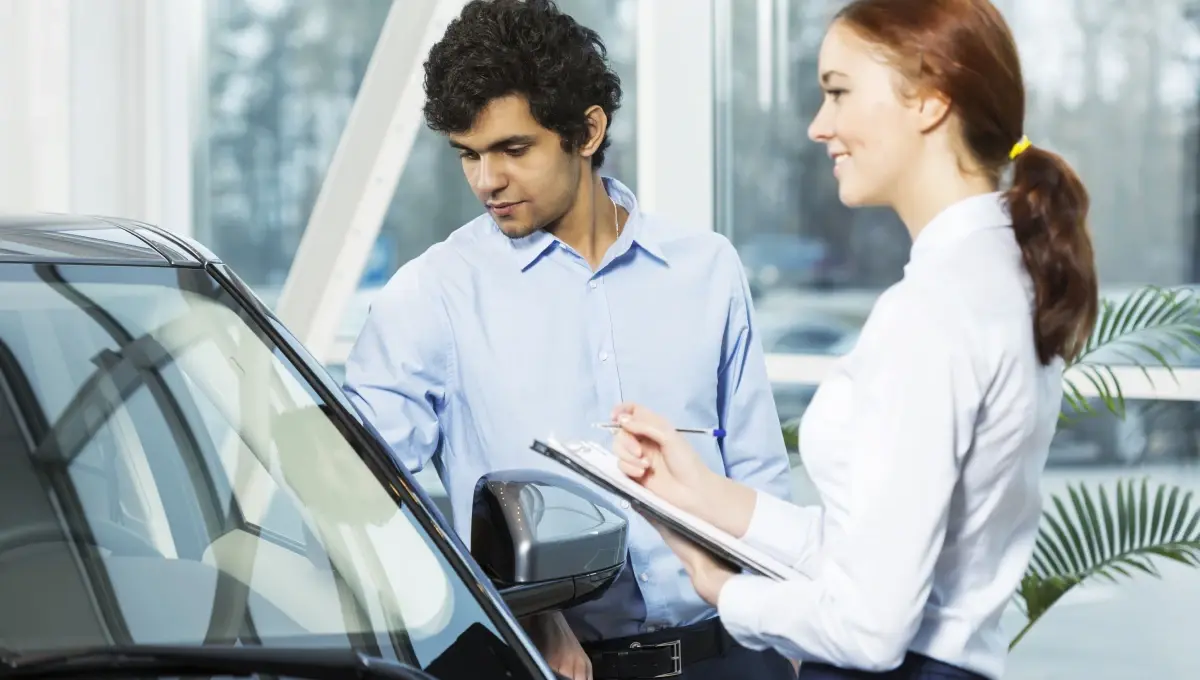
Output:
[0, 262, 535, 679]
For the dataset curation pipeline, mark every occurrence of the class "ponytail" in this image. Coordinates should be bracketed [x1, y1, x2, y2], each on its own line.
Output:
[1003, 144, 1098, 365]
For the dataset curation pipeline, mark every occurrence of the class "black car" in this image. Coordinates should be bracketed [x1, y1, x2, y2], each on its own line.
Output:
[0, 215, 628, 679]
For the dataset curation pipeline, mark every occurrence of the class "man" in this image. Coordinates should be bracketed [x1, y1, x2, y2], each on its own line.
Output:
[343, 1, 795, 678]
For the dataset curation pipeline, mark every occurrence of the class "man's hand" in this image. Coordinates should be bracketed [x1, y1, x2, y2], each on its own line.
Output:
[521, 611, 592, 680]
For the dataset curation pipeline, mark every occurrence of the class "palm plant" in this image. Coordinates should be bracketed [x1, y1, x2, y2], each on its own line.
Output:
[779, 285, 1200, 649]
[1010, 285, 1200, 648]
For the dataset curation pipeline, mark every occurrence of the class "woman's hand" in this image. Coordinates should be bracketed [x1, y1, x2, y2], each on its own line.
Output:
[645, 517, 735, 606]
[609, 403, 720, 516]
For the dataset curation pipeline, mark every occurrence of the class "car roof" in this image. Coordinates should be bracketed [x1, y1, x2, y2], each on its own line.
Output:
[0, 213, 220, 267]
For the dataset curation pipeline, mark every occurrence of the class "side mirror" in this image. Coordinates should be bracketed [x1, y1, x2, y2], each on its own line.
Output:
[470, 470, 627, 619]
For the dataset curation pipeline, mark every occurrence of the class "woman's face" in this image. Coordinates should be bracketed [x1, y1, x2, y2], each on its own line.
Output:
[807, 21, 929, 208]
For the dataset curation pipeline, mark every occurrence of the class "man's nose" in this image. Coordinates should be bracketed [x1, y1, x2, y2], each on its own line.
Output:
[475, 155, 506, 194]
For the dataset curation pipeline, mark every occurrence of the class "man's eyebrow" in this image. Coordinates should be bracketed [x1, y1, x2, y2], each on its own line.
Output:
[448, 135, 537, 152]
[820, 69, 848, 85]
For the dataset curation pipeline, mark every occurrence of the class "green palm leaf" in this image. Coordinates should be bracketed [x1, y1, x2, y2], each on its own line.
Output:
[782, 416, 801, 453]
[1010, 478, 1200, 649]
[1062, 286, 1200, 422]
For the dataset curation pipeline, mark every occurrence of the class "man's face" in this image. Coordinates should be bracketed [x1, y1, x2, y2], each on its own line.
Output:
[449, 95, 582, 239]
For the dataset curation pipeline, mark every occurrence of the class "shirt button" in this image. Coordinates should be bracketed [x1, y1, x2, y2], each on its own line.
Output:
[599, 351, 609, 361]
[640, 573, 649, 582]
[589, 281, 598, 289]
[620, 500, 631, 509]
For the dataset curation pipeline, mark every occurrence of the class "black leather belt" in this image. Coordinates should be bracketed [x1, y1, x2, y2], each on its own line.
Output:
[582, 618, 734, 679]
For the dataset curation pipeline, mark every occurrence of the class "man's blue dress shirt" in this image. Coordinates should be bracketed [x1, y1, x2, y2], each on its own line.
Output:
[343, 177, 794, 641]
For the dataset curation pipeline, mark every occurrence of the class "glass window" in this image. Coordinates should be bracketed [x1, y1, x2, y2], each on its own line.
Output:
[0, 262, 536, 678]
[198, 0, 393, 289]
[717, 2, 1200, 677]
[198, 0, 639, 306]
[716, 0, 1200, 326]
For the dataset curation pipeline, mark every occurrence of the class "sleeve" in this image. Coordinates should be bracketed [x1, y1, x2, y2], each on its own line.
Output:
[715, 289, 980, 671]
[341, 259, 453, 473]
[740, 490, 824, 573]
[714, 240, 796, 506]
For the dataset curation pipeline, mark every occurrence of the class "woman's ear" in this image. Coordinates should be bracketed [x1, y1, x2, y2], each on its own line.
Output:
[915, 90, 952, 134]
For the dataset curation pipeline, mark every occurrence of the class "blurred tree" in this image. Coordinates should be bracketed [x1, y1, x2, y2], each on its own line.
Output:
[204, 0, 391, 288]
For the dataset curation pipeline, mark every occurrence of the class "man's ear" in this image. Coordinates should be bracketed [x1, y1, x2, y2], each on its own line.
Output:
[578, 105, 609, 159]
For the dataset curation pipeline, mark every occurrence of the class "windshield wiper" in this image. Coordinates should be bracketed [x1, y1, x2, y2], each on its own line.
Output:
[0, 644, 437, 680]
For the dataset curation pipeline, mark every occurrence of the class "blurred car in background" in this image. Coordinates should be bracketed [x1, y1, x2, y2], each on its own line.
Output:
[738, 233, 847, 296]
[753, 286, 1200, 467]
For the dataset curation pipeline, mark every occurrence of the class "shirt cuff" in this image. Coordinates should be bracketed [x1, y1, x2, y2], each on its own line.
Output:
[741, 490, 807, 559]
[716, 573, 777, 651]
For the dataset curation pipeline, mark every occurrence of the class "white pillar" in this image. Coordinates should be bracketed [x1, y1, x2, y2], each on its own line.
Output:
[636, 0, 715, 231]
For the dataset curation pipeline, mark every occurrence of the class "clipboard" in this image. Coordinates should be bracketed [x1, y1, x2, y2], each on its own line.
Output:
[530, 437, 801, 582]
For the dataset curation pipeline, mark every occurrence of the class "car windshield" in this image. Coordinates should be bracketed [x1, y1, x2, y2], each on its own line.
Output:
[0, 262, 530, 678]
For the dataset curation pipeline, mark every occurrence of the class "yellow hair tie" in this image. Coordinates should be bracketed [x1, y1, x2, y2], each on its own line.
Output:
[1009, 135, 1031, 160]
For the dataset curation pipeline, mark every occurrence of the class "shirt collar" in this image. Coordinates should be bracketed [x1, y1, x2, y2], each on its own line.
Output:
[505, 176, 666, 270]
[908, 192, 1010, 266]
[508, 227, 557, 270]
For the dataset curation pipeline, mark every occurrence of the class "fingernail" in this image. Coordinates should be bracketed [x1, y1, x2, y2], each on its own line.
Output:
[618, 414, 630, 423]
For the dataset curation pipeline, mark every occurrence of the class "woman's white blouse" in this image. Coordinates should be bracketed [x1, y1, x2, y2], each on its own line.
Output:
[717, 193, 1065, 679]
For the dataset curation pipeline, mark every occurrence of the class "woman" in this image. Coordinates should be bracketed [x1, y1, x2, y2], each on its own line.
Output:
[609, 1, 1098, 679]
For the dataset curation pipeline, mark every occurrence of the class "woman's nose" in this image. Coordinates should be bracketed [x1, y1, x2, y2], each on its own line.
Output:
[808, 105, 833, 143]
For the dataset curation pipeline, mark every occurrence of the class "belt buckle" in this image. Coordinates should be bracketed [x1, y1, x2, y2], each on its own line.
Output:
[630, 639, 682, 677]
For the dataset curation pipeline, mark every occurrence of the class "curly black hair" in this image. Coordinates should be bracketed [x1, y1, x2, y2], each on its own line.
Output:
[422, 0, 623, 168]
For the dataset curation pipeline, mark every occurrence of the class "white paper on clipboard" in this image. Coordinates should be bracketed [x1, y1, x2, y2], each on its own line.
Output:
[532, 437, 803, 582]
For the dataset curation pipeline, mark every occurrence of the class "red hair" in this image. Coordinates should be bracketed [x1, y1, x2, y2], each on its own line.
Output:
[836, 0, 1098, 365]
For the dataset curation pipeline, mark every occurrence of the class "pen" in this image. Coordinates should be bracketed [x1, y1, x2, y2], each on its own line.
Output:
[592, 422, 726, 438]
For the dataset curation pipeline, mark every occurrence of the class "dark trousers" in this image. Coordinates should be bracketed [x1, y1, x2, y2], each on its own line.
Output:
[797, 652, 985, 679]
[673, 644, 795, 680]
